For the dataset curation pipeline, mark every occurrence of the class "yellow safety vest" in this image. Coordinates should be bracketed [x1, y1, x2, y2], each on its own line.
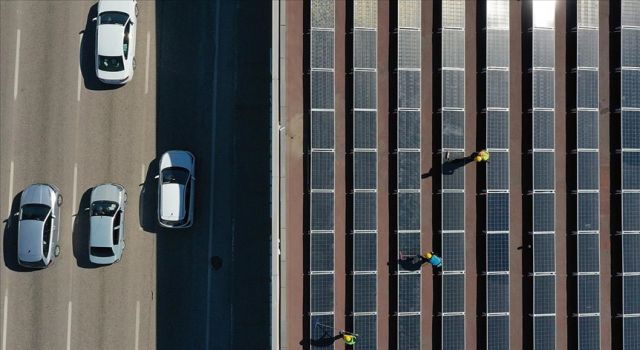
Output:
[479, 150, 490, 161]
[344, 334, 357, 345]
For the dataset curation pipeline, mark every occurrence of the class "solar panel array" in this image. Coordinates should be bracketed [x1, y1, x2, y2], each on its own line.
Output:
[530, 2, 556, 349]
[573, 1, 600, 349]
[619, 1, 640, 349]
[440, 1, 465, 349]
[351, 1, 378, 348]
[396, 1, 422, 349]
[484, 1, 510, 349]
[309, 0, 335, 347]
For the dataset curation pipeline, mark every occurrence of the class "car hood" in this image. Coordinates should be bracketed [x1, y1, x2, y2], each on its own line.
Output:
[21, 185, 54, 206]
[91, 184, 122, 203]
[98, 0, 134, 16]
[90, 217, 114, 247]
[97, 24, 124, 57]
[161, 183, 185, 221]
[18, 221, 44, 262]
[160, 151, 194, 171]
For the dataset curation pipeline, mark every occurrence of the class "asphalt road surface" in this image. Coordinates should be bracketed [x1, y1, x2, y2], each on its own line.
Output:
[0, 1, 271, 349]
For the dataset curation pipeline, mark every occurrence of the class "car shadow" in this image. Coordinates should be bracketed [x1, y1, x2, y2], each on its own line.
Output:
[139, 158, 158, 233]
[72, 188, 100, 268]
[3, 192, 32, 272]
[79, 2, 122, 91]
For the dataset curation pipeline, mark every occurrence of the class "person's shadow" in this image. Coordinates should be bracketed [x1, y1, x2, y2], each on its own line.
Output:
[422, 154, 474, 178]
[299, 332, 342, 347]
[398, 255, 425, 271]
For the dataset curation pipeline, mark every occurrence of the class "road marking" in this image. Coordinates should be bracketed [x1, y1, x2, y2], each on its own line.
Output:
[66, 301, 72, 350]
[77, 35, 83, 101]
[144, 31, 150, 95]
[2, 289, 7, 350]
[6, 161, 14, 217]
[72, 164, 78, 210]
[141, 163, 146, 183]
[205, 0, 222, 347]
[13, 29, 20, 100]
[134, 301, 140, 350]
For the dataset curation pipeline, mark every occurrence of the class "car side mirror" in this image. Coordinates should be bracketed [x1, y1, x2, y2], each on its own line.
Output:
[154, 175, 159, 179]
[92, 17, 97, 22]
[85, 207, 90, 211]
[13, 212, 19, 217]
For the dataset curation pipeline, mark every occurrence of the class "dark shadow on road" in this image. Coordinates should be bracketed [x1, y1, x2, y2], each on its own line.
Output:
[2, 192, 32, 272]
[139, 158, 158, 233]
[72, 188, 100, 269]
[79, 3, 122, 91]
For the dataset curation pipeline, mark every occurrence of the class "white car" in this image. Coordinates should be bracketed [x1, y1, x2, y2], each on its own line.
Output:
[88, 183, 126, 264]
[157, 150, 195, 228]
[94, 0, 138, 84]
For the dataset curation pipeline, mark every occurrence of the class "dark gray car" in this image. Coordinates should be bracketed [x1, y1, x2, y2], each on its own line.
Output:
[16, 184, 63, 268]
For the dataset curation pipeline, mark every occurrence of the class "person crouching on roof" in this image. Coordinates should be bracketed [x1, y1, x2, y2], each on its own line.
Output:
[423, 252, 442, 268]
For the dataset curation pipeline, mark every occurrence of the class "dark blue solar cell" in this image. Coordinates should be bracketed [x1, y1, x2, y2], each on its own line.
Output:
[623, 317, 640, 350]
[310, 314, 335, 350]
[398, 314, 421, 349]
[578, 192, 599, 231]
[354, 191, 376, 231]
[398, 192, 420, 231]
[353, 274, 377, 313]
[442, 232, 465, 271]
[578, 316, 600, 350]
[312, 151, 334, 189]
[623, 234, 640, 273]
[487, 274, 509, 313]
[578, 152, 599, 190]
[624, 275, 640, 315]
[354, 233, 377, 272]
[311, 274, 334, 312]
[487, 315, 509, 350]
[353, 315, 377, 349]
[622, 111, 640, 149]
[622, 152, 640, 190]
[487, 193, 509, 231]
[442, 315, 465, 350]
[578, 275, 600, 314]
[534, 275, 555, 314]
[534, 316, 555, 349]
[442, 192, 464, 231]
[534, 234, 555, 272]
[578, 234, 600, 273]
[443, 274, 464, 313]
[623, 193, 640, 231]
[487, 233, 509, 272]
[533, 193, 555, 232]
[398, 273, 421, 313]
[311, 233, 334, 271]
[312, 192, 334, 231]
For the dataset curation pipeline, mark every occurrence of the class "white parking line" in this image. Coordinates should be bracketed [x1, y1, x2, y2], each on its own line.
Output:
[141, 163, 145, 183]
[2, 289, 7, 350]
[66, 301, 72, 350]
[13, 29, 20, 100]
[6, 161, 14, 217]
[144, 31, 150, 95]
[72, 164, 78, 210]
[77, 35, 83, 101]
[134, 301, 140, 350]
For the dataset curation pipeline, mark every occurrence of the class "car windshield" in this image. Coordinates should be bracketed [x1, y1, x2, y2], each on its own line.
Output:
[91, 201, 118, 217]
[162, 167, 190, 184]
[98, 55, 125, 72]
[99, 11, 128, 25]
[91, 247, 115, 257]
[21, 204, 51, 221]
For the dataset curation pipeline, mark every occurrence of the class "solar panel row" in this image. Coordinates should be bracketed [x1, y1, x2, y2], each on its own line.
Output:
[574, 2, 600, 349]
[440, 1, 465, 349]
[620, 1, 640, 349]
[352, 1, 378, 348]
[310, 1, 335, 348]
[485, 2, 510, 349]
[396, 1, 421, 348]
[530, 2, 556, 349]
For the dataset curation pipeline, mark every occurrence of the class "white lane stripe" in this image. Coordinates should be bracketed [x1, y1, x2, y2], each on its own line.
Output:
[141, 164, 145, 183]
[72, 164, 78, 210]
[77, 35, 83, 101]
[6, 161, 14, 217]
[144, 31, 150, 95]
[2, 289, 7, 350]
[66, 301, 72, 350]
[13, 30, 20, 100]
[134, 301, 140, 350]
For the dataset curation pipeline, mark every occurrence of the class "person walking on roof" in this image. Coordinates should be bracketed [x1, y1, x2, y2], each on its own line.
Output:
[339, 330, 358, 345]
[423, 252, 442, 268]
[474, 149, 490, 163]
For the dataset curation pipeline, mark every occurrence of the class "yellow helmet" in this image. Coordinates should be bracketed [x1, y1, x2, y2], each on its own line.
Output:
[425, 252, 433, 259]
[474, 155, 483, 162]
[344, 335, 353, 341]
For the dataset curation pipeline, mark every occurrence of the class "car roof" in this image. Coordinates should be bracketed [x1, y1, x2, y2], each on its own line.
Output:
[97, 24, 125, 57]
[18, 221, 45, 261]
[90, 216, 115, 247]
[161, 183, 185, 222]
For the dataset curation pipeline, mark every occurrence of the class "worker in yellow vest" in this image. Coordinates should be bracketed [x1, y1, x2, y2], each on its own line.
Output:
[340, 330, 358, 345]
[474, 149, 490, 163]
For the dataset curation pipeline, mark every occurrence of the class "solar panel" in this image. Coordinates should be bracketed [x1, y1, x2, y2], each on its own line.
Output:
[622, 193, 640, 231]
[354, 70, 376, 109]
[487, 152, 509, 190]
[578, 152, 599, 190]
[622, 111, 640, 149]
[623, 234, 640, 273]
[622, 28, 640, 67]
[534, 316, 555, 349]
[311, 233, 334, 271]
[487, 30, 509, 67]
[398, 30, 420, 68]
[578, 316, 600, 350]
[621, 70, 640, 108]
[312, 111, 335, 149]
[487, 70, 509, 108]
[533, 111, 555, 149]
[577, 70, 598, 108]
[442, 192, 464, 231]
[398, 273, 421, 313]
[623, 275, 640, 314]
[311, 192, 334, 231]
[442, 70, 465, 108]
[487, 193, 509, 231]
[442, 29, 465, 68]
[354, 30, 376, 68]
[353, 0, 376, 28]
[353, 314, 377, 349]
[398, 111, 420, 149]
[354, 192, 376, 231]
[353, 233, 377, 271]
[354, 111, 377, 149]
[577, 29, 598, 68]
[311, 274, 334, 312]
[578, 275, 599, 314]
[398, 70, 421, 108]
[311, 30, 334, 69]
[398, 192, 420, 231]
[311, 151, 334, 189]
[487, 315, 509, 350]
[442, 111, 465, 149]
[622, 152, 640, 190]
[534, 275, 556, 314]
[533, 29, 555, 67]
[576, 111, 599, 149]
[487, 274, 509, 313]
[311, 71, 334, 109]
[398, 151, 420, 190]
[398, 232, 421, 257]
[354, 151, 377, 190]
[442, 315, 465, 350]
[578, 192, 599, 231]
[533, 152, 555, 190]
[533, 70, 555, 109]
[487, 111, 509, 149]
[533, 234, 555, 273]
[623, 317, 640, 350]
[577, 0, 598, 27]
[578, 234, 600, 273]
[354, 274, 377, 313]
[397, 314, 421, 349]
[442, 274, 465, 313]
[441, 0, 464, 28]
[398, 0, 420, 28]
[533, 193, 555, 232]
[311, 0, 334, 28]
[442, 152, 465, 190]
[487, 233, 509, 272]
[442, 232, 465, 271]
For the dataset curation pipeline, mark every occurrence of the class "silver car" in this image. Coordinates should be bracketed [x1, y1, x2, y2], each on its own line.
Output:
[157, 150, 195, 228]
[16, 184, 63, 268]
[88, 183, 126, 264]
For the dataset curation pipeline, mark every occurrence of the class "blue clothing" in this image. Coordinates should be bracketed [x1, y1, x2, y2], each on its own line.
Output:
[428, 255, 442, 267]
